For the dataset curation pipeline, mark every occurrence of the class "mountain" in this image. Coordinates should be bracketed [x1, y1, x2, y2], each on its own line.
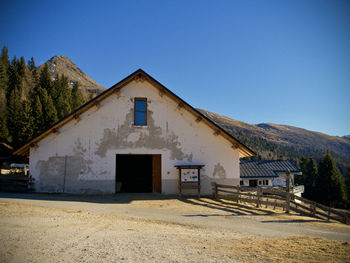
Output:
[39, 55, 106, 98]
[343, 135, 350, 142]
[198, 109, 350, 172]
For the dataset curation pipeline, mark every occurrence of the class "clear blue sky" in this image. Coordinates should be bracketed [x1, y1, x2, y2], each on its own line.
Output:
[1, 0, 349, 136]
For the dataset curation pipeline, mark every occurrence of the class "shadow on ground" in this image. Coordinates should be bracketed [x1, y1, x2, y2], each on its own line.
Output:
[0, 191, 276, 216]
[0, 191, 330, 224]
[0, 191, 176, 204]
[261, 219, 331, 224]
[179, 197, 275, 216]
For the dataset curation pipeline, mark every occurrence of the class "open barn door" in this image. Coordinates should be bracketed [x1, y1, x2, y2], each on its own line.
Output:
[152, 154, 161, 193]
[116, 154, 161, 193]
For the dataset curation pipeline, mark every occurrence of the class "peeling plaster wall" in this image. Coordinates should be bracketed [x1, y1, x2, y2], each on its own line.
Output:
[29, 80, 240, 194]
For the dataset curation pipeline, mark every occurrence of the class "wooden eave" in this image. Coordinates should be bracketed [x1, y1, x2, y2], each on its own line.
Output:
[14, 69, 256, 158]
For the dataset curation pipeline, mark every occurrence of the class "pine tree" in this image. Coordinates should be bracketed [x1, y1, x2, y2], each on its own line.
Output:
[0, 47, 10, 143]
[7, 56, 21, 99]
[28, 57, 36, 71]
[39, 63, 53, 96]
[19, 56, 26, 77]
[345, 165, 350, 207]
[0, 115, 10, 143]
[316, 150, 346, 207]
[0, 49, 9, 93]
[7, 88, 23, 147]
[71, 81, 84, 110]
[56, 95, 71, 119]
[31, 95, 44, 137]
[300, 157, 318, 201]
[17, 100, 34, 147]
[53, 74, 71, 119]
[0, 46, 10, 69]
[40, 88, 58, 129]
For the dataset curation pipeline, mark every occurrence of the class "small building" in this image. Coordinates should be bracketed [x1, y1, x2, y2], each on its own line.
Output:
[0, 143, 13, 174]
[240, 159, 302, 187]
[14, 69, 255, 195]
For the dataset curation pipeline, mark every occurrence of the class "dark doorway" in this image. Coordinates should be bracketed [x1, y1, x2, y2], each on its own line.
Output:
[249, 180, 258, 187]
[116, 154, 161, 193]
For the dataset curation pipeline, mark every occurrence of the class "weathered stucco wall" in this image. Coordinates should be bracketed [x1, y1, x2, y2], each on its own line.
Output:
[30, 80, 240, 194]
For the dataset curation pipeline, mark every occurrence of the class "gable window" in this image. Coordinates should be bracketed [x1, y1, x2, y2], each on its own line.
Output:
[134, 98, 147, 125]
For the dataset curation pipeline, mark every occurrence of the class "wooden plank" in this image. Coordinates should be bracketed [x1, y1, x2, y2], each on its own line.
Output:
[290, 201, 343, 222]
[217, 195, 285, 209]
[152, 154, 161, 193]
[292, 195, 314, 204]
[261, 189, 286, 196]
[215, 184, 240, 189]
[217, 189, 257, 198]
[256, 187, 261, 208]
[217, 189, 238, 195]
[292, 194, 349, 218]
[290, 200, 312, 212]
[290, 207, 325, 220]
[213, 183, 218, 199]
[293, 207, 343, 223]
[315, 203, 348, 217]
[197, 168, 201, 198]
[178, 166, 182, 196]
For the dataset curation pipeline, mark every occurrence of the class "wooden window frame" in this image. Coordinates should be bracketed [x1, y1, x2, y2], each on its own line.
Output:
[134, 97, 147, 126]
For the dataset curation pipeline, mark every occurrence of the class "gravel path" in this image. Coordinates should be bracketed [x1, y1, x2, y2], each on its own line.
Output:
[1, 192, 349, 241]
[1, 192, 350, 262]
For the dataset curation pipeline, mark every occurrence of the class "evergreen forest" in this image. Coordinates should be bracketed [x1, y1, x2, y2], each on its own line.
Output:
[296, 151, 350, 208]
[0, 46, 86, 149]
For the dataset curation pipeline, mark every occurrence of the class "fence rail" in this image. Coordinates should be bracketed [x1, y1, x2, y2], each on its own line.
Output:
[212, 182, 350, 225]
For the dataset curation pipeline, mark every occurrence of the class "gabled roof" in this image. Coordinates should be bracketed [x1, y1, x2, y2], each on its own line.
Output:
[14, 69, 255, 158]
[240, 160, 301, 178]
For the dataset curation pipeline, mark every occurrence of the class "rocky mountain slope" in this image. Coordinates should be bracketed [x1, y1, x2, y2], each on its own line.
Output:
[39, 55, 105, 98]
[199, 109, 350, 171]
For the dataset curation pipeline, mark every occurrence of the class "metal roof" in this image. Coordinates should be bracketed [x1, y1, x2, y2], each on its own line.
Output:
[240, 160, 301, 178]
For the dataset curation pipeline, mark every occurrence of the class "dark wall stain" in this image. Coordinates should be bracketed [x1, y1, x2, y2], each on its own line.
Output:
[95, 109, 192, 161]
[213, 163, 227, 179]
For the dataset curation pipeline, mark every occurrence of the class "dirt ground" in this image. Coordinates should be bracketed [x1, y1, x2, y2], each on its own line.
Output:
[1, 195, 350, 263]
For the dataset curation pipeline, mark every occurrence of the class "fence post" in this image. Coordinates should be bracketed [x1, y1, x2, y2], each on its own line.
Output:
[237, 187, 240, 203]
[285, 170, 290, 214]
[212, 182, 218, 199]
[256, 187, 261, 208]
[327, 207, 331, 221]
[311, 203, 316, 217]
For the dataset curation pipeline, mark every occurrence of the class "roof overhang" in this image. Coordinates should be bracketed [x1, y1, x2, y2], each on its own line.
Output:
[14, 69, 256, 158]
[240, 176, 278, 179]
[275, 171, 302, 176]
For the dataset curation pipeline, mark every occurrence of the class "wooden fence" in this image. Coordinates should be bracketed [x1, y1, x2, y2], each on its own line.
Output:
[212, 182, 350, 225]
[0, 175, 34, 192]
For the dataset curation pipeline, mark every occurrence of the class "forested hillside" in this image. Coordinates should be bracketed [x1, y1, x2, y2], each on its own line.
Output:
[0, 47, 87, 149]
[199, 109, 350, 173]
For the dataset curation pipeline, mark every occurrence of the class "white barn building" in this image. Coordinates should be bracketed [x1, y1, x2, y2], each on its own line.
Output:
[14, 69, 255, 195]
